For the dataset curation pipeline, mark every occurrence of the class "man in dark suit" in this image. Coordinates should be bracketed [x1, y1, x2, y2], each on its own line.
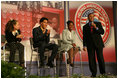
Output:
[83, 13, 106, 77]
[33, 17, 58, 68]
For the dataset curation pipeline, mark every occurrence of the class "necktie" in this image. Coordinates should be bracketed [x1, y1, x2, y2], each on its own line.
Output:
[91, 26, 93, 32]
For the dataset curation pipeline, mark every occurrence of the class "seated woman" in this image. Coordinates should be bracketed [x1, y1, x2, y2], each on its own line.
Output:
[5, 19, 24, 67]
[62, 20, 79, 67]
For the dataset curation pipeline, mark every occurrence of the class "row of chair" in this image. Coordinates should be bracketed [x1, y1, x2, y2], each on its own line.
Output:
[1, 35, 83, 77]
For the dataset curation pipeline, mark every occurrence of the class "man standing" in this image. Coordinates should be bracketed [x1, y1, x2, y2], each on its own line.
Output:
[33, 17, 58, 68]
[83, 13, 106, 77]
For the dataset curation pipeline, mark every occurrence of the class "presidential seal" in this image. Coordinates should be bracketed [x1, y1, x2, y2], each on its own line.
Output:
[75, 2, 111, 45]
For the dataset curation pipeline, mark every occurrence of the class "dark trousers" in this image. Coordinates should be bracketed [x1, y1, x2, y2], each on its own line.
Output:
[38, 43, 58, 64]
[87, 45, 105, 76]
[7, 42, 24, 64]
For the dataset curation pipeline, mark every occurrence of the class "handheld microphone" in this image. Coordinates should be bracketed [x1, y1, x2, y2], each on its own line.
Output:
[90, 21, 93, 26]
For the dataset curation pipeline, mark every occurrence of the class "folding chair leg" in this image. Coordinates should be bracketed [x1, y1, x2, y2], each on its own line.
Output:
[29, 50, 33, 76]
[59, 53, 63, 76]
[65, 51, 70, 78]
[72, 55, 75, 74]
[24, 47, 27, 77]
[57, 53, 60, 76]
[65, 51, 68, 67]
[3, 45, 6, 61]
[54, 58, 56, 77]
[79, 50, 83, 74]
[37, 54, 40, 76]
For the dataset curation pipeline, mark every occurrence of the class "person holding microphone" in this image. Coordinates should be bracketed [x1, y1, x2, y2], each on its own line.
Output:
[33, 17, 58, 68]
[83, 13, 106, 77]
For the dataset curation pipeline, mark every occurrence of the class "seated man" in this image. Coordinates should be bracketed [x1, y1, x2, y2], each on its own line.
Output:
[61, 20, 79, 67]
[33, 17, 58, 68]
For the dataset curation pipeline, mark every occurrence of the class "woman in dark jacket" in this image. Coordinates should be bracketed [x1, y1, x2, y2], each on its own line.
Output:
[5, 19, 24, 67]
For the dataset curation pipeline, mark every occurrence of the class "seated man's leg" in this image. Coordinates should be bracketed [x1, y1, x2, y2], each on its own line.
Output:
[38, 43, 46, 66]
[46, 43, 58, 67]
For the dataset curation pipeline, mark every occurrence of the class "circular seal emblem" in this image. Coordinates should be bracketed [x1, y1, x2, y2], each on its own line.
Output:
[75, 2, 111, 45]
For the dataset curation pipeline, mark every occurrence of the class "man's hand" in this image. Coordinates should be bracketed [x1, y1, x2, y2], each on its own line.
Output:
[42, 29, 46, 34]
[91, 22, 96, 28]
[83, 47, 87, 51]
[47, 29, 50, 34]
[72, 43, 76, 47]
[16, 34, 23, 39]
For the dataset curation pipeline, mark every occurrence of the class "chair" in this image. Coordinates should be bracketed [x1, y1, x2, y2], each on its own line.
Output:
[72, 47, 83, 75]
[1, 35, 7, 61]
[57, 40, 70, 77]
[1, 35, 27, 77]
[1, 35, 19, 61]
[29, 37, 57, 76]
[58, 40, 83, 77]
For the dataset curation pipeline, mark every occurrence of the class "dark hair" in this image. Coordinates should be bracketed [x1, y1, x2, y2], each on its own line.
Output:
[5, 19, 17, 32]
[88, 13, 94, 18]
[67, 20, 74, 26]
[40, 17, 48, 23]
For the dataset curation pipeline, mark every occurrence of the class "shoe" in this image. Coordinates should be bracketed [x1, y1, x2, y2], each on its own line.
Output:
[70, 63, 74, 67]
[91, 74, 96, 77]
[46, 62, 54, 68]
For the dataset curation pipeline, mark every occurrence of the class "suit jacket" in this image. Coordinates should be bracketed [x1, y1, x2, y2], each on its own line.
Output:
[33, 26, 50, 48]
[83, 22, 104, 48]
[5, 29, 22, 43]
